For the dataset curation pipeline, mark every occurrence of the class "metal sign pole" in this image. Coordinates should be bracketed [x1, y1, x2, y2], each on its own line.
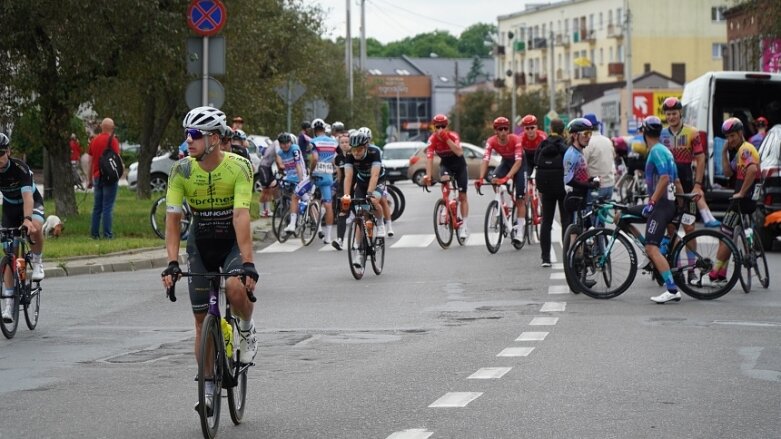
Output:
[286, 78, 292, 133]
[202, 36, 209, 106]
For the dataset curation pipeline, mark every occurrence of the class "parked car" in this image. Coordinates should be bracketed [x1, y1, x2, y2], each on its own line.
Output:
[128, 139, 264, 193]
[406, 142, 501, 186]
[382, 141, 425, 183]
[757, 124, 781, 250]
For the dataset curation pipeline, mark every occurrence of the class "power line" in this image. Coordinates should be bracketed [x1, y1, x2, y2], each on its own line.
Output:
[364, 0, 419, 38]
[371, 0, 469, 30]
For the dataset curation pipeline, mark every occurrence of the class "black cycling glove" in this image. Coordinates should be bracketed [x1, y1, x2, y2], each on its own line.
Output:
[161, 260, 182, 279]
[242, 262, 259, 283]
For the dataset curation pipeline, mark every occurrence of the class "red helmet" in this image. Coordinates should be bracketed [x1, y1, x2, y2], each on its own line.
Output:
[661, 97, 683, 112]
[756, 116, 769, 128]
[432, 114, 449, 127]
[521, 114, 538, 127]
[493, 117, 510, 130]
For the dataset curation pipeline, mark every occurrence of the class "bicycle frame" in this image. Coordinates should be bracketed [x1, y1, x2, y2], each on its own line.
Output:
[439, 178, 462, 230]
[0, 227, 40, 338]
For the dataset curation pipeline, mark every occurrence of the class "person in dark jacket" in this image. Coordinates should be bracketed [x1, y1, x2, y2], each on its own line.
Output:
[534, 118, 569, 267]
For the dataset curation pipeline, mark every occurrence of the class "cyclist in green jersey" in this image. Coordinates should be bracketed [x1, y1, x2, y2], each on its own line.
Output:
[161, 106, 259, 412]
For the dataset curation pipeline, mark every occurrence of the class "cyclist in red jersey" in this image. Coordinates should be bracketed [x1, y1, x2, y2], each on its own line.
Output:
[424, 114, 470, 238]
[476, 117, 526, 244]
[519, 114, 547, 174]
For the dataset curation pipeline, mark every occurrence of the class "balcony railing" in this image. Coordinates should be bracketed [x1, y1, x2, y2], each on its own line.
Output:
[607, 62, 624, 76]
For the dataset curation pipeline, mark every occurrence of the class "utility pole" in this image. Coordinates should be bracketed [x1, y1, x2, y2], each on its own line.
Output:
[346, 0, 353, 105]
[454, 61, 460, 132]
[360, 0, 367, 70]
[508, 32, 517, 128]
[549, 30, 556, 114]
[623, 0, 633, 134]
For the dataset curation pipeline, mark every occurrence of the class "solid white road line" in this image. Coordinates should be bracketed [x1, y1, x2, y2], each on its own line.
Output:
[428, 392, 483, 408]
[386, 429, 434, 439]
[541, 302, 567, 312]
[552, 263, 564, 270]
[548, 285, 569, 295]
[549, 272, 566, 280]
[467, 367, 513, 379]
[516, 331, 549, 341]
[391, 234, 435, 248]
[497, 347, 535, 357]
[529, 317, 559, 325]
[258, 240, 302, 253]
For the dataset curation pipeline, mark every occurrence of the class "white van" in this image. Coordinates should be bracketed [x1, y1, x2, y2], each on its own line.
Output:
[681, 71, 781, 209]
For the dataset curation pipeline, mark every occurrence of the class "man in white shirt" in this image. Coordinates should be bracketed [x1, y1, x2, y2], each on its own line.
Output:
[583, 113, 615, 202]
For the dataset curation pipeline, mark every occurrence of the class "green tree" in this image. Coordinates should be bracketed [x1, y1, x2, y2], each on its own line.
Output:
[453, 90, 497, 145]
[383, 31, 460, 58]
[458, 23, 496, 58]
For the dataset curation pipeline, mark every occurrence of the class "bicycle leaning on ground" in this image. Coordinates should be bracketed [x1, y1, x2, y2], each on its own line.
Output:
[150, 196, 192, 240]
[476, 179, 522, 253]
[166, 270, 257, 439]
[342, 197, 385, 280]
[425, 172, 467, 249]
[0, 227, 42, 339]
[564, 193, 741, 300]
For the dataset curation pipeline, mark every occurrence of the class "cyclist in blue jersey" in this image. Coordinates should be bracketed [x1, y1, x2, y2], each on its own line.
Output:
[636, 116, 685, 304]
[310, 119, 339, 243]
[275, 133, 309, 234]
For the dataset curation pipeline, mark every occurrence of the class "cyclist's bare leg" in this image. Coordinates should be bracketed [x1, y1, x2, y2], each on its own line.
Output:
[193, 311, 207, 364]
[646, 244, 672, 277]
[458, 191, 468, 220]
[516, 197, 526, 223]
[30, 219, 44, 255]
[380, 196, 391, 221]
[225, 278, 254, 321]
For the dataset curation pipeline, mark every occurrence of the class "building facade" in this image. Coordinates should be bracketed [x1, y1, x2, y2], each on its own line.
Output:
[495, 0, 727, 99]
[724, 0, 781, 72]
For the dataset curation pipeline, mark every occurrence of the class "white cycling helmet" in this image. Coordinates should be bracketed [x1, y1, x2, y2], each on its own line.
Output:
[358, 126, 372, 140]
[0, 133, 9, 150]
[312, 118, 327, 131]
[325, 124, 332, 135]
[183, 106, 227, 133]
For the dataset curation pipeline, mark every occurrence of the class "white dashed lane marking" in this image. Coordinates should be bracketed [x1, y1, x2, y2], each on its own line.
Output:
[390, 234, 436, 248]
[541, 302, 566, 312]
[497, 347, 535, 357]
[257, 240, 302, 253]
[386, 429, 434, 439]
[530, 316, 559, 325]
[548, 285, 569, 295]
[552, 263, 564, 270]
[549, 272, 566, 280]
[467, 367, 513, 379]
[516, 331, 549, 341]
[428, 392, 483, 408]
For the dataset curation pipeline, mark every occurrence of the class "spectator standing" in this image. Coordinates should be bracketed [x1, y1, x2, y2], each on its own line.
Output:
[231, 116, 244, 131]
[750, 116, 768, 148]
[86, 118, 121, 239]
[69, 133, 84, 186]
[534, 118, 569, 267]
[582, 113, 615, 202]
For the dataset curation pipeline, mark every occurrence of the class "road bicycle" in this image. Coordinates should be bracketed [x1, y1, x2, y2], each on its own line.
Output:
[278, 183, 320, 246]
[343, 197, 385, 280]
[425, 174, 467, 249]
[523, 171, 541, 245]
[476, 180, 522, 253]
[385, 183, 406, 221]
[0, 227, 42, 339]
[729, 200, 770, 293]
[271, 178, 296, 242]
[150, 196, 192, 240]
[564, 194, 741, 300]
[166, 270, 257, 439]
[614, 165, 648, 205]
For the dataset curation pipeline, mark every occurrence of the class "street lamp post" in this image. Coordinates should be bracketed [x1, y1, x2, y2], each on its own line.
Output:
[507, 31, 517, 127]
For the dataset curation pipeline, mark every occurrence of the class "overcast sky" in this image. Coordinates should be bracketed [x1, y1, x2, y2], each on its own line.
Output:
[313, 0, 534, 44]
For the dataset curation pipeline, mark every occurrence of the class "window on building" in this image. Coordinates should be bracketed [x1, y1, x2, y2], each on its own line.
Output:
[565, 52, 571, 73]
[711, 7, 726, 21]
[712, 43, 724, 59]
[369, 69, 382, 75]
[617, 8, 622, 24]
[599, 48, 604, 65]
[618, 45, 624, 62]
[565, 18, 569, 34]
[599, 12, 603, 29]
[644, 63, 651, 73]
[671, 63, 686, 84]
[519, 27, 525, 41]
[542, 24, 546, 39]
[589, 14, 594, 32]
[573, 18, 578, 35]
[608, 10, 613, 26]
[558, 53, 562, 68]
[609, 46, 614, 62]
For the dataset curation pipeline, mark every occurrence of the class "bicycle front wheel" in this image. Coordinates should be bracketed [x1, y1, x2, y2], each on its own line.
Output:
[198, 315, 224, 438]
[567, 228, 637, 299]
[22, 257, 39, 330]
[301, 201, 320, 246]
[150, 196, 167, 240]
[484, 200, 503, 253]
[562, 224, 582, 294]
[348, 221, 366, 280]
[672, 230, 740, 300]
[227, 318, 247, 425]
[733, 226, 752, 293]
[433, 199, 453, 248]
[0, 256, 19, 339]
[752, 235, 770, 289]
[272, 198, 289, 242]
[371, 237, 385, 275]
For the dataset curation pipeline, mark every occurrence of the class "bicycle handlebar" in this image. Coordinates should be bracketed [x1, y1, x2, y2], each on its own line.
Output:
[0, 226, 35, 246]
[166, 271, 257, 303]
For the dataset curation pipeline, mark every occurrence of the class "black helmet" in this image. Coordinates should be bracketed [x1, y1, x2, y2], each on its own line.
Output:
[277, 132, 294, 144]
[641, 116, 663, 137]
[661, 97, 683, 112]
[301, 121, 311, 129]
[0, 133, 9, 150]
[349, 131, 370, 148]
[567, 118, 593, 134]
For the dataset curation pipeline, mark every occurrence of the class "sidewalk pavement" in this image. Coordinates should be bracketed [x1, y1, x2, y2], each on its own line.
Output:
[47, 218, 275, 278]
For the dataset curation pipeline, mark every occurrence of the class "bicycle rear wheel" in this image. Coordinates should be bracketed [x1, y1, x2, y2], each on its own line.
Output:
[733, 226, 752, 293]
[301, 201, 320, 246]
[672, 229, 740, 300]
[567, 228, 638, 299]
[433, 199, 453, 248]
[387, 185, 406, 221]
[484, 200, 503, 253]
[198, 315, 223, 439]
[226, 318, 247, 425]
[562, 224, 582, 294]
[371, 237, 385, 275]
[150, 196, 167, 239]
[0, 256, 19, 339]
[751, 235, 770, 289]
[348, 221, 366, 280]
[272, 198, 289, 242]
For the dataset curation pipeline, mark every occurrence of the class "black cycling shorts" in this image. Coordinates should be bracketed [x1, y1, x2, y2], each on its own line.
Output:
[644, 198, 676, 247]
[492, 157, 525, 199]
[186, 239, 243, 313]
[258, 165, 274, 188]
[676, 163, 694, 193]
[2, 190, 45, 227]
[439, 155, 468, 193]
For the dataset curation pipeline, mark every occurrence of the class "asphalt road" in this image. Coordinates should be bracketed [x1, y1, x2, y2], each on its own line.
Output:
[1, 181, 779, 439]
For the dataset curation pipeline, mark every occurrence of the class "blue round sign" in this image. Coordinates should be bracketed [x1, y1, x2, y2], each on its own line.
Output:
[187, 0, 226, 37]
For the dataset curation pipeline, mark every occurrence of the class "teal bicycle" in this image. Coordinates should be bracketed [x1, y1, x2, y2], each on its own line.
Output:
[564, 194, 741, 300]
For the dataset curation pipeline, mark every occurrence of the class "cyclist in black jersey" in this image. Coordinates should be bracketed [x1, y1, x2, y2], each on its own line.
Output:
[0, 133, 46, 324]
[341, 131, 387, 238]
[332, 132, 351, 250]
